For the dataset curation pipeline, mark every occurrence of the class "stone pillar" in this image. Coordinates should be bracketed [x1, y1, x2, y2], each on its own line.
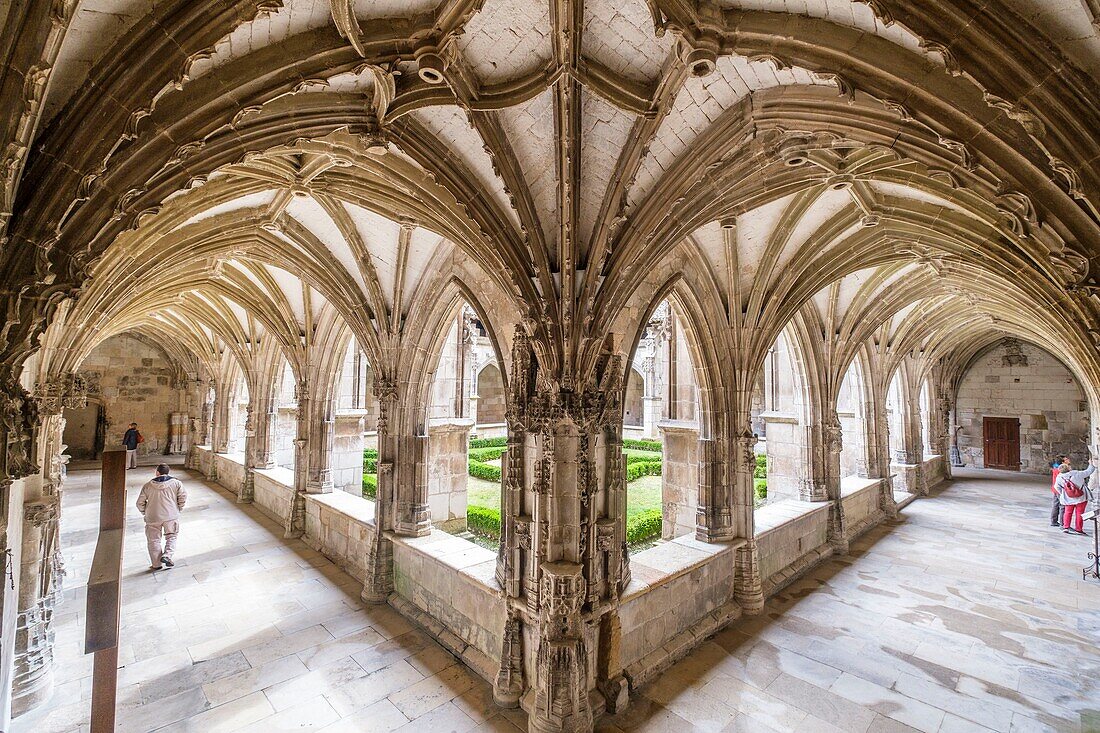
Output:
[656, 420, 698, 540]
[12, 494, 60, 717]
[641, 355, 662, 439]
[12, 378, 79, 719]
[730, 424, 764, 614]
[306, 407, 335, 495]
[285, 384, 310, 538]
[492, 330, 628, 731]
[243, 392, 278, 504]
[823, 411, 847, 554]
[937, 396, 954, 480]
[871, 397, 899, 519]
[362, 377, 398, 603]
[427, 418, 474, 531]
[212, 381, 232, 455]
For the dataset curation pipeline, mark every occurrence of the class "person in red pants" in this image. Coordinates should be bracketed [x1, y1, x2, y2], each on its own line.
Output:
[1055, 459, 1095, 536]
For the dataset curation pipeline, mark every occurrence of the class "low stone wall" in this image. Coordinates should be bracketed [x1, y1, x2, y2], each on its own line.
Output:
[891, 461, 920, 494]
[213, 453, 245, 495]
[756, 500, 831, 596]
[923, 455, 946, 489]
[841, 477, 885, 539]
[253, 468, 295, 527]
[193, 445, 215, 477]
[619, 536, 743, 688]
[303, 492, 377, 583]
[390, 532, 505, 683]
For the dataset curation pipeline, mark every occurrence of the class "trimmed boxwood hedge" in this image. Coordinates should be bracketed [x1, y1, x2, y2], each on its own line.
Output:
[364, 448, 379, 473]
[467, 505, 501, 540]
[469, 436, 507, 449]
[626, 509, 662, 545]
[754, 478, 767, 501]
[626, 460, 662, 483]
[754, 454, 767, 479]
[468, 460, 502, 482]
[362, 473, 377, 499]
[623, 438, 662, 453]
[468, 446, 507, 462]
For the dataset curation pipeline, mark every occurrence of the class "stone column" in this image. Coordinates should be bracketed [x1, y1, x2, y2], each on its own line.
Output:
[306, 401, 335, 495]
[12, 377, 79, 718]
[823, 410, 847, 554]
[656, 420, 698, 540]
[730, 423, 764, 614]
[641, 356, 662, 439]
[492, 330, 629, 730]
[242, 393, 278, 503]
[937, 396, 954, 480]
[285, 383, 310, 538]
[212, 381, 232, 455]
[871, 396, 899, 519]
[362, 378, 398, 603]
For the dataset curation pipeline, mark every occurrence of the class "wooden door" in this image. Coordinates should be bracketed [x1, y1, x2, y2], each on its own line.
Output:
[983, 417, 1020, 470]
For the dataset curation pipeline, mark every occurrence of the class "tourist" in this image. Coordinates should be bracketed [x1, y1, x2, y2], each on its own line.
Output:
[136, 464, 187, 570]
[122, 422, 142, 469]
[1055, 459, 1094, 536]
[1050, 455, 1066, 527]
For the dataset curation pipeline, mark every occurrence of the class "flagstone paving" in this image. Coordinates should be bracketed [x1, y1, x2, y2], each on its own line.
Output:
[13, 467, 1099, 732]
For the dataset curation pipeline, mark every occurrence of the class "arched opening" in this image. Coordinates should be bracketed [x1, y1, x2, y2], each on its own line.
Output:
[956, 338, 1090, 473]
[275, 358, 296, 470]
[427, 302, 503, 543]
[837, 359, 869, 480]
[228, 374, 249, 456]
[919, 380, 933, 459]
[61, 398, 103, 461]
[619, 299, 702, 550]
[761, 328, 811, 504]
[886, 368, 907, 466]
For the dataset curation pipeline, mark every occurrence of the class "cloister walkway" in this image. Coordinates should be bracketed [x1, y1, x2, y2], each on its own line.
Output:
[13, 468, 1099, 733]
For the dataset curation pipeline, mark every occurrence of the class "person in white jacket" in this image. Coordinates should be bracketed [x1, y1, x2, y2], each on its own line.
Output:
[1055, 459, 1094, 536]
[136, 464, 188, 569]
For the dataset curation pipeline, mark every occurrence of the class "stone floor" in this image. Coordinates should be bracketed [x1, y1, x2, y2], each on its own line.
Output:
[13, 467, 1100, 732]
[601, 468, 1100, 733]
[13, 467, 527, 733]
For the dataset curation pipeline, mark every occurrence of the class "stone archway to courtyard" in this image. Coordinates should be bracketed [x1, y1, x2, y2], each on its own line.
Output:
[2, 1, 1100, 731]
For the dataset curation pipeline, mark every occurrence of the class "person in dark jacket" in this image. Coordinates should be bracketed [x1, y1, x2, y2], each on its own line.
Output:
[123, 423, 140, 469]
[1050, 455, 1066, 526]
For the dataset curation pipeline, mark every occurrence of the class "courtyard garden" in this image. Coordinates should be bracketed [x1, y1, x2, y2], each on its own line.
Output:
[363, 437, 768, 548]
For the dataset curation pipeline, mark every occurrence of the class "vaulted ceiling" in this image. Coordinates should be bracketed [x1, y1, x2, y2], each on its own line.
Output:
[4, 0, 1100, 397]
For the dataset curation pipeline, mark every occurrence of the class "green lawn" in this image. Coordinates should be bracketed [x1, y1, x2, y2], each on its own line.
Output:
[466, 474, 662, 519]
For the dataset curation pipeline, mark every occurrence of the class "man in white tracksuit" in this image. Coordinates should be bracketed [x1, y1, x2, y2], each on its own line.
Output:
[136, 464, 187, 570]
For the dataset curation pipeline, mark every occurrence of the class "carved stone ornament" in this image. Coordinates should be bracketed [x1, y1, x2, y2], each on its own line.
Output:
[735, 428, 759, 472]
[24, 498, 59, 527]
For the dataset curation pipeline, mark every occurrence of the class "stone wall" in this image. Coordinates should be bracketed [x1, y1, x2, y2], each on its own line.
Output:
[390, 532, 505, 684]
[475, 364, 506, 425]
[213, 453, 245, 495]
[331, 412, 365, 494]
[253, 468, 295, 526]
[427, 419, 473, 529]
[762, 414, 803, 501]
[619, 537, 741, 688]
[840, 478, 883, 538]
[72, 334, 185, 458]
[755, 501, 831, 595]
[656, 421, 698, 539]
[956, 339, 1089, 473]
[303, 492, 377, 583]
